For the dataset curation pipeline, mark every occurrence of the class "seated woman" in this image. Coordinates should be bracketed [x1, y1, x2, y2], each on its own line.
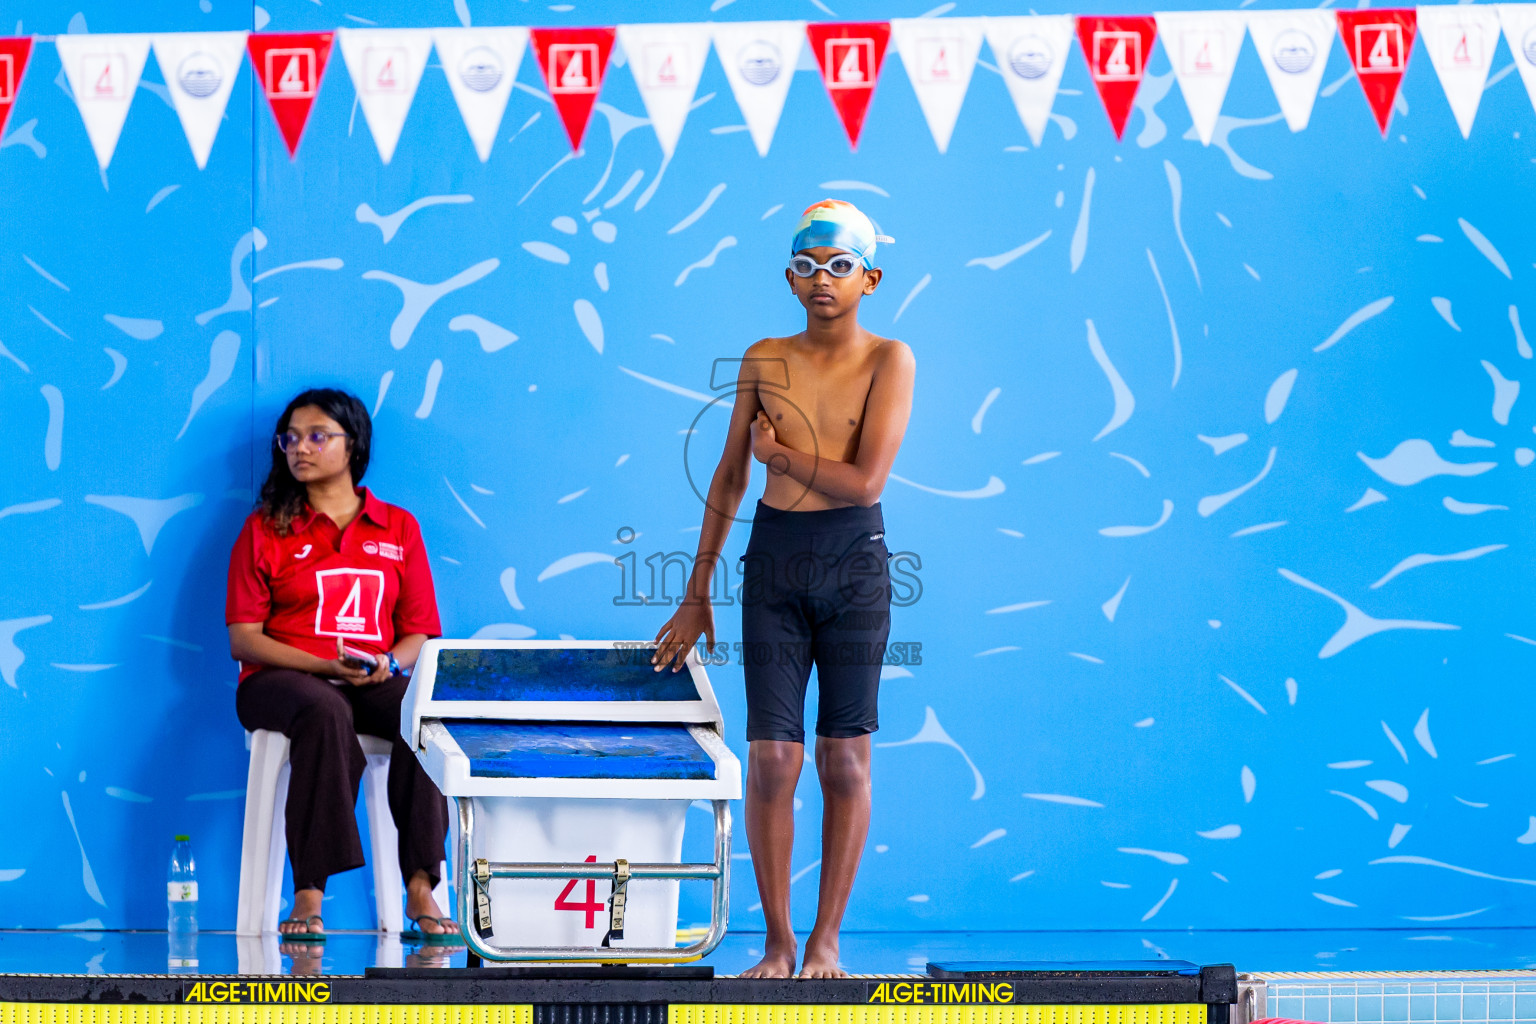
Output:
[226, 387, 460, 941]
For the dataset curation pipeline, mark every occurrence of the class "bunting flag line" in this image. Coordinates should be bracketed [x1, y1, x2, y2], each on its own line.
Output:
[530, 26, 616, 150]
[55, 33, 151, 170]
[151, 31, 248, 169]
[1498, 3, 1536, 116]
[1337, 8, 1417, 135]
[0, 37, 33, 140]
[891, 17, 985, 153]
[984, 15, 1075, 147]
[1246, 9, 1335, 133]
[337, 28, 433, 163]
[617, 22, 712, 159]
[713, 20, 805, 156]
[807, 21, 892, 149]
[248, 31, 334, 157]
[1418, 4, 1499, 138]
[8, 10, 1536, 175]
[1076, 15, 1158, 140]
[433, 26, 528, 162]
[1155, 10, 1246, 145]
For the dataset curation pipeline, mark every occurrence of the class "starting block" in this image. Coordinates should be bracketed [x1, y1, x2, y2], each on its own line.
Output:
[402, 640, 742, 964]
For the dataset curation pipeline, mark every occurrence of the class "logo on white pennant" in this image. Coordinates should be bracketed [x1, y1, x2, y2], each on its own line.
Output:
[1248, 9, 1336, 132]
[1272, 30, 1316, 73]
[1496, 6, 1536, 119]
[893, 18, 984, 153]
[1007, 35, 1053, 79]
[56, 33, 151, 170]
[617, 23, 711, 159]
[1156, 11, 1247, 146]
[364, 46, 408, 94]
[1179, 31, 1223, 75]
[176, 53, 222, 97]
[642, 43, 683, 87]
[916, 36, 962, 82]
[154, 32, 247, 169]
[337, 28, 432, 163]
[738, 40, 782, 84]
[433, 27, 527, 162]
[1420, 5, 1499, 139]
[458, 47, 503, 91]
[984, 15, 1074, 147]
[713, 20, 805, 156]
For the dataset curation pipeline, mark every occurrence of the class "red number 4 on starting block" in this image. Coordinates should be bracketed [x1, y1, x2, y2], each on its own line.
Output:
[554, 854, 605, 929]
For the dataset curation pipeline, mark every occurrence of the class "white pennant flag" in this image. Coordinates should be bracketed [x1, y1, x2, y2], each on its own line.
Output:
[890, 17, 985, 153]
[337, 28, 433, 163]
[1418, 5, 1498, 138]
[1247, 9, 1335, 132]
[713, 21, 805, 156]
[55, 33, 152, 170]
[151, 31, 248, 169]
[983, 15, 1074, 147]
[1155, 11, 1247, 145]
[617, 23, 712, 159]
[433, 27, 528, 162]
[1497, 4, 1536, 117]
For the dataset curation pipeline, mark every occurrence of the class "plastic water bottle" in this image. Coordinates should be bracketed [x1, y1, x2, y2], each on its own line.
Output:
[167, 835, 198, 971]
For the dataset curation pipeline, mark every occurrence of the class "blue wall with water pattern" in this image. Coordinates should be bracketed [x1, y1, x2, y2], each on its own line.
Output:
[3, 0, 1534, 935]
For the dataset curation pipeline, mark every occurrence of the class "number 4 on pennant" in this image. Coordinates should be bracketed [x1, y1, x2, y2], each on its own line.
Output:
[554, 855, 605, 929]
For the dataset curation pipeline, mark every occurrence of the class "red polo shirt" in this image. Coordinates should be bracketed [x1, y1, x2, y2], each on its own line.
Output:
[226, 488, 441, 683]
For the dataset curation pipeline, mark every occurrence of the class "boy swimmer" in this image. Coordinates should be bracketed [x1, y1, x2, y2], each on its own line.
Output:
[653, 200, 916, 978]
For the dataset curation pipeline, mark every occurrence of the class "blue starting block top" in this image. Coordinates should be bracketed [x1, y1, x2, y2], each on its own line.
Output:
[432, 647, 701, 703]
[443, 720, 716, 781]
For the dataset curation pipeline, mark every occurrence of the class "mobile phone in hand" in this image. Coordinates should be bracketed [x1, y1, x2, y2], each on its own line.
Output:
[340, 645, 378, 672]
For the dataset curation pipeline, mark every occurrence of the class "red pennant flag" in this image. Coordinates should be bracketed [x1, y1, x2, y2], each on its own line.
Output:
[807, 21, 891, 150]
[0, 37, 33, 140]
[248, 32, 334, 157]
[1075, 16, 1158, 140]
[1337, 9, 1417, 135]
[530, 27, 615, 150]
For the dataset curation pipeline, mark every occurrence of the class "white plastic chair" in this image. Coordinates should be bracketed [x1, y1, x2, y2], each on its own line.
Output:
[235, 728, 446, 935]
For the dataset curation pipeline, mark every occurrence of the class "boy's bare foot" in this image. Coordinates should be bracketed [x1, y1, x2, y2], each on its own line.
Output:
[797, 934, 847, 979]
[740, 941, 798, 978]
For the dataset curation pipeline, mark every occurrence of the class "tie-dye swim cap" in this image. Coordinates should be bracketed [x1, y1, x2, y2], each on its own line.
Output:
[790, 199, 894, 270]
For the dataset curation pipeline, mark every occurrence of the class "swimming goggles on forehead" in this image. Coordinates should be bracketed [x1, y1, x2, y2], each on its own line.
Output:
[788, 252, 863, 278]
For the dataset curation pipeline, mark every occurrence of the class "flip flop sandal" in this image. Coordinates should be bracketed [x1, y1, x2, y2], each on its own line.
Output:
[402, 915, 464, 944]
[277, 915, 326, 942]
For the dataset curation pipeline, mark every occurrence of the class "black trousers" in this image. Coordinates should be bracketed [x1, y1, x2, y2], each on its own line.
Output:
[236, 668, 447, 893]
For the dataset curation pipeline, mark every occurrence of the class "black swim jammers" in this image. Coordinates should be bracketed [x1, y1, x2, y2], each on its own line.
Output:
[739, 500, 891, 744]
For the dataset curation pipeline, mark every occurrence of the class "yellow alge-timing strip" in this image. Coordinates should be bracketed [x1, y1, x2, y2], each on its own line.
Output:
[1, 1006, 533, 1024]
[670, 1005, 1207, 1024]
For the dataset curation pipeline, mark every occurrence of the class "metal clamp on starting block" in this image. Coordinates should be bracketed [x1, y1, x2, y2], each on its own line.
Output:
[403, 640, 742, 964]
[606, 859, 630, 944]
[472, 858, 494, 938]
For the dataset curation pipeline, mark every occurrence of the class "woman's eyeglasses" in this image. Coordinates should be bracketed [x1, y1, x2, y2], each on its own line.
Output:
[276, 430, 348, 453]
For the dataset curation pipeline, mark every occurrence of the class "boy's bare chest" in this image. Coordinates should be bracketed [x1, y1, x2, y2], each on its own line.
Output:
[757, 355, 874, 460]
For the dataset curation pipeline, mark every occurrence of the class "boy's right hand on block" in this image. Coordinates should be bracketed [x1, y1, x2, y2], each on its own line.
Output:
[652, 599, 714, 673]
